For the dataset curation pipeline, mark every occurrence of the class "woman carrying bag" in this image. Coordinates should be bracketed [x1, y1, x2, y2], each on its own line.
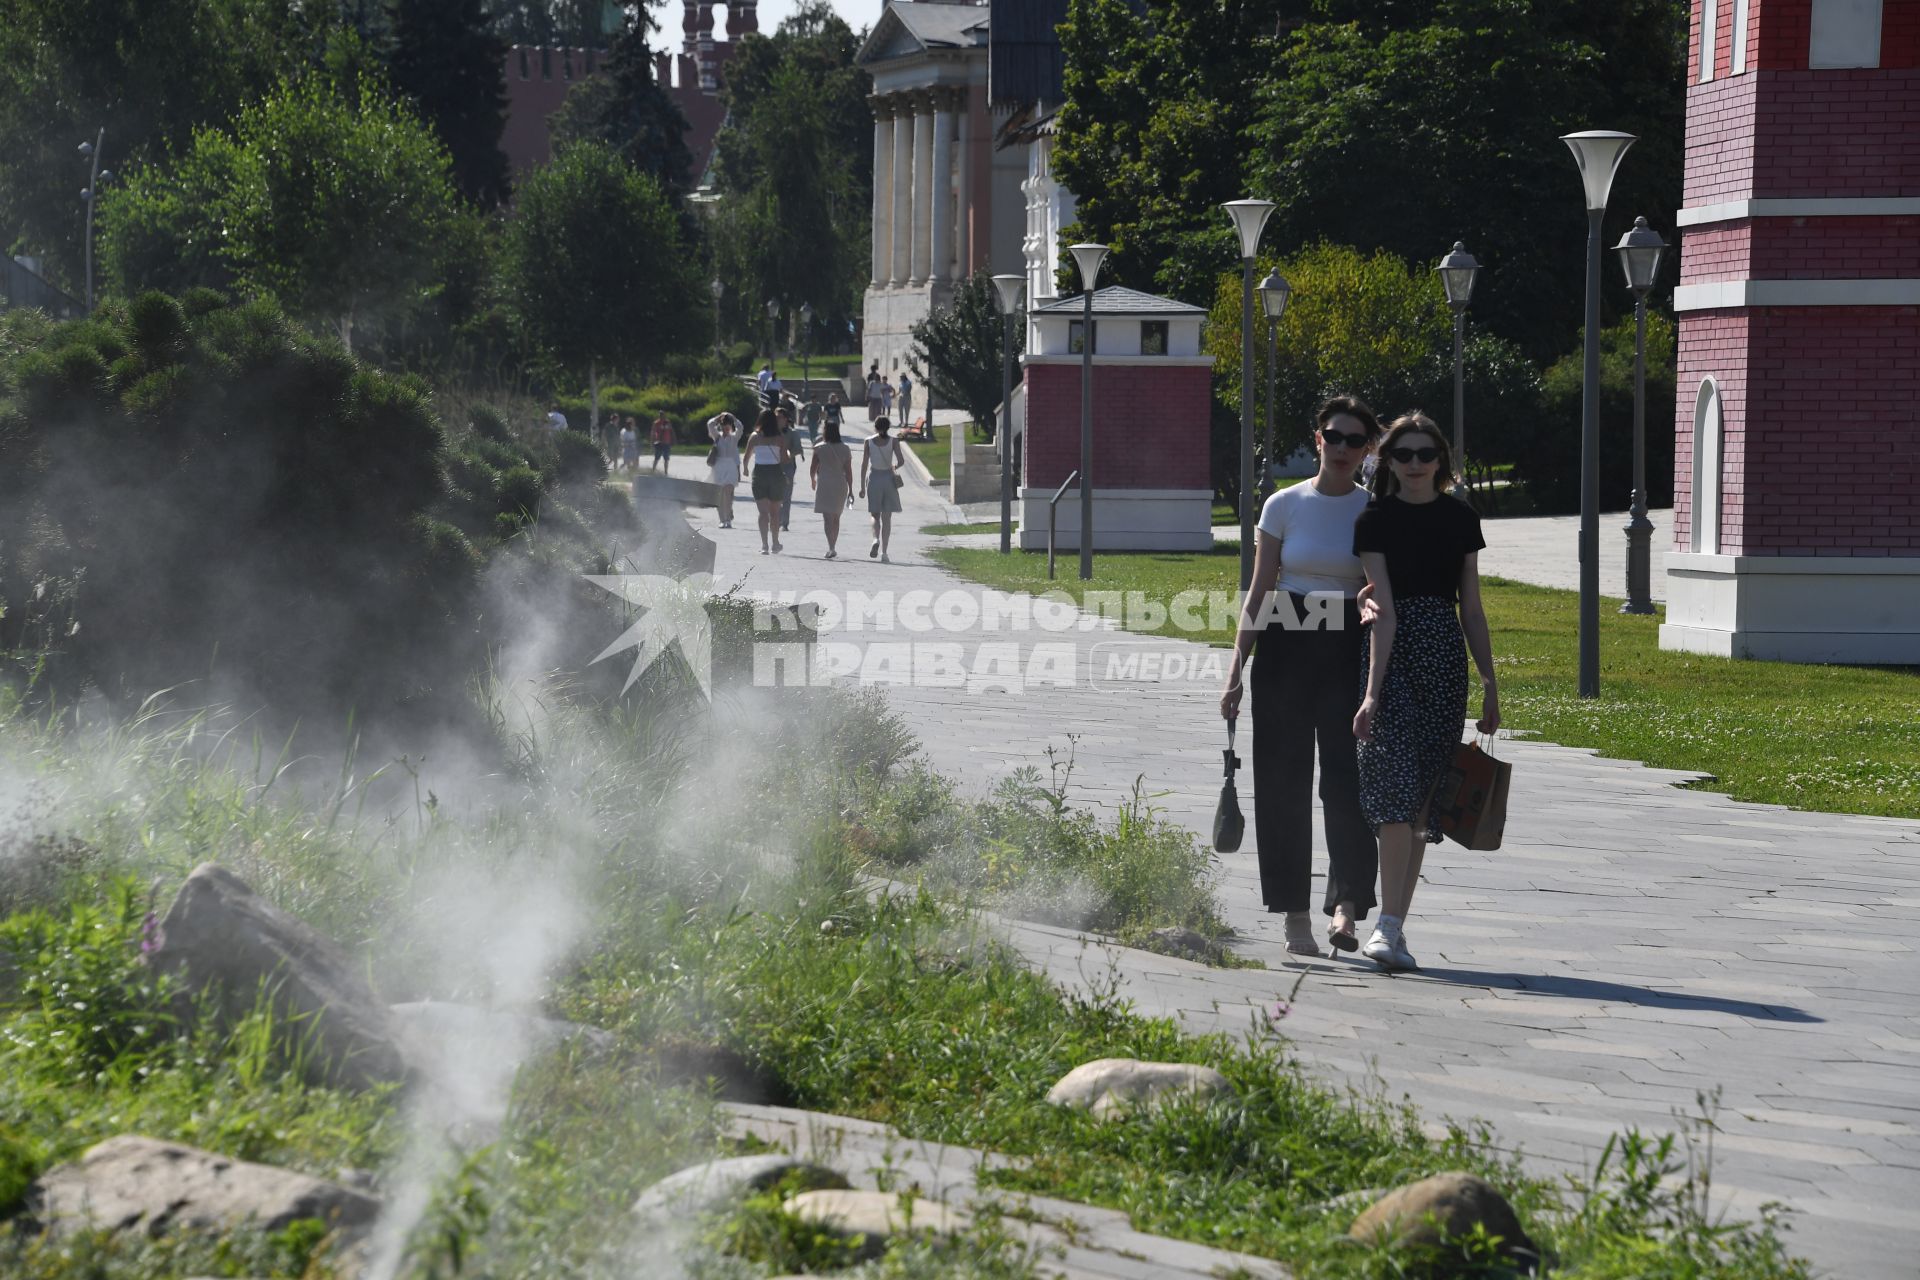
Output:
[1220, 396, 1383, 958]
[1350, 412, 1500, 972]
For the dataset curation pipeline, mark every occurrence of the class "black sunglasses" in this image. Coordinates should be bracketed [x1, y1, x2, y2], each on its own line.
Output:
[1320, 426, 1370, 449]
[1388, 446, 1441, 464]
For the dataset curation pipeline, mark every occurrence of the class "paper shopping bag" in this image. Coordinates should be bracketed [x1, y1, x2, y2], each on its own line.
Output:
[1431, 737, 1511, 850]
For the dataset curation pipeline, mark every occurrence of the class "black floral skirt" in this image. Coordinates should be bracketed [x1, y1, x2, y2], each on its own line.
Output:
[1357, 596, 1467, 844]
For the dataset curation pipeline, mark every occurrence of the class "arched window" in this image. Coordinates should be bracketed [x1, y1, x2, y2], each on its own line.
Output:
[1693, 379, 1723, 555]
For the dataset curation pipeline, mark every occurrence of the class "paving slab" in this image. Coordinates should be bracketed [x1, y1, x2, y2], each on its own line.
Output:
[673, 454, 1920, 1280]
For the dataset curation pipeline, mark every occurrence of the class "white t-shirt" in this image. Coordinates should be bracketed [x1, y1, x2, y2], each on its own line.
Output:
[1256, 480, 1370, 597]
[546, 410, 566, 432]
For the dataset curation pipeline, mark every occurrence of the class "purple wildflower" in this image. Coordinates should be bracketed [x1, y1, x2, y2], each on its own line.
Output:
[139, 911, 159, 957]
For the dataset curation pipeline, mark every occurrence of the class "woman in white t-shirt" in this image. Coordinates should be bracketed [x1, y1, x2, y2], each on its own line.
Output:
[1219, 395, 1383, 958]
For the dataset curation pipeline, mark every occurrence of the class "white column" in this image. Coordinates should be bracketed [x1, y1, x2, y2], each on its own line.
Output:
[909, 93, 933, 285]
[954, 88, 972, 276]
[870, 98, 893, 286]
[889, 94, 912, 286]
[929, 89, 955, 284]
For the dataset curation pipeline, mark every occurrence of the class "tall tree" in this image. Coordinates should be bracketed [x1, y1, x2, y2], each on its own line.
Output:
[504, 141, 705, 428]
[1051, 0, 1286, 303]
[387, 0, 514, 207]
[909, 271, 1024, 438]
[1251, 0, 1687, 360]
[708, 1, 870, 349]
[549, 6, 694, 197]
[217, 77, 467, 352]
[0, 0, 294, 288]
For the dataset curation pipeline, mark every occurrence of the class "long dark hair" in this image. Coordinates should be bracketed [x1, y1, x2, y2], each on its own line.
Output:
[821, 415, 842, 444]
[756, 407, 782, 436]
[1370, 412, 1453, 500]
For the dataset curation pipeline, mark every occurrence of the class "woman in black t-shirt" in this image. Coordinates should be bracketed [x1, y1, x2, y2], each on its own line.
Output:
[1350, 412, 1500, 972]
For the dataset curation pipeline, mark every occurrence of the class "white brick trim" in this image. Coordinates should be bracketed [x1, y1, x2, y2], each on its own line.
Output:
[1022, 355, 1217, 367]
[1674, 278, 1920, 309]
[1677, 197, 1920, 226]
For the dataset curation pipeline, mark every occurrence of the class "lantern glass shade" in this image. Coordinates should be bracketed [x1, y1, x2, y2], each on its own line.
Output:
[1436, 241, 1479, 307]
[1222, 199, 1276, 260]
[1560, 130, 1637, 212]
[800, 301, 814, 324]
[1258, 269, 1291, 321]
[1613, 215, 1667, 293]
[709, 277, 723, 300]
[991, 272, 1026, 313]
[1068, 243, 1108, 293]
[766, 298, 780, 318]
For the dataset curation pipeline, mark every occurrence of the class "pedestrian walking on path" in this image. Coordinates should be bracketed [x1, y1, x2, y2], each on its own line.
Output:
[1352, 412, 1500, 972]
[860, 417, 905, 562]
[880, 378, 896, 421]
[825, 390, 845, 439]
[651, 412, 674, 473]
[865, 364, 884, 421]
[1221, 396, 1384, 958]
[776, 405, 804, 533]
[810, 414, 854, 558]
[618, 417, 640, 473]
[743, 408, 795, 555]
[705, 412, 743, 528]
[897, 371, 913, 428]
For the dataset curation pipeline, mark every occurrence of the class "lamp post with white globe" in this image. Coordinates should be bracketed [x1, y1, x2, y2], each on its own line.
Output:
[1069, 243, 1107, 581]
[1258, 269, 1291, 501]
[1223, 198, 1275, 589]
[1614, 215, 1667, 616]
[1560, 129, 1636, 698]
[1436, 241, 1480, 493]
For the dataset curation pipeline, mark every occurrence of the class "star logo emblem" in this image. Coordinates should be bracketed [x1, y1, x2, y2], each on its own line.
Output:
[585, 573, 718, 698]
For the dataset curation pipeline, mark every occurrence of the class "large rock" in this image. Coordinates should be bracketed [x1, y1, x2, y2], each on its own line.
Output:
[783, 1188, 970, 1257]
[632, 1154, 847, 1226]
[1045, 1058, 1235, 1120]
[148, 863, 409, 1091]
[24, 1136, 379, 1240]
[1349, 1172, 1536, 1263]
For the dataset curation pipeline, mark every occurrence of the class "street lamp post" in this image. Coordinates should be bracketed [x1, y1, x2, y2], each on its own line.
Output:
[991, 273, 1025, 555]
[1258, 269, 1291, 502]
[765, 297, 781, 364]
[79, 131, 107, 312]
[799, 300, 814, 403]
[1561, 129, 1636, 699]
[1436, 241, 1480, 496]
[1069, 243, 1107, 582]
[1614, 215, 1667, 616]
[1223, 199, 1276, 590]
[709, 277, 724, 363]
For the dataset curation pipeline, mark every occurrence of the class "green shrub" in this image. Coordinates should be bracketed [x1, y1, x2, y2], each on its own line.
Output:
[469, 402, 513, 444]
[0, 1125, 35, 1216]
[497, 465, 546, 519]
[1523, 311, 1676, 514]
[557, 378, 754, 442]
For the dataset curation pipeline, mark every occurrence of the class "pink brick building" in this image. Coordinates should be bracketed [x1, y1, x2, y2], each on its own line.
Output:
[1662, 0, 1920, 662]
[1018, 287, 1214, 551]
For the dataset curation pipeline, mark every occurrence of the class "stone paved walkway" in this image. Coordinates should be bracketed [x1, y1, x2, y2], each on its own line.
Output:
[672, 440, 1919, 1279]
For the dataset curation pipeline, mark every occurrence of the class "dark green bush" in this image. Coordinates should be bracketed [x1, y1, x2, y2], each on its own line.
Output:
[1522, 311, 1676, 514]
[469, 402, 513, 444]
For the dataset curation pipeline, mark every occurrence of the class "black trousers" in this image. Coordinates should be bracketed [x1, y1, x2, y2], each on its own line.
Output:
[1250, 594, 1378, 918]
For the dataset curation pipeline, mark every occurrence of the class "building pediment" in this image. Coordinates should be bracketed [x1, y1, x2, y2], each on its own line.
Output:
[859, 10, 924, 64]
[858, 4, 989, 67]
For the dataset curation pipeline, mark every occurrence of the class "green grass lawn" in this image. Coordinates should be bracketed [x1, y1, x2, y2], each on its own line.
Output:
[901, 433, 950, 486]
[921, 521, 986, 535]
[926, 546, 1920, 818]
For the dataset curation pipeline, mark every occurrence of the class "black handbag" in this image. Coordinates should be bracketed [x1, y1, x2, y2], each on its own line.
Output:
[1212, 718, 1245, 853]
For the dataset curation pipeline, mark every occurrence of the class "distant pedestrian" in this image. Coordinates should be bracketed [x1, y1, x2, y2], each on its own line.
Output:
[1351, 411, 1500, 973]
[546, 403, 567, 435]
[880, 378, 896, 420]
[761, 370, 785, 413]
[756, 363, 774, 396]
[650, 412, 674, 473]
[706, 412, 742, 528]
[742, 408, 794, 555]
[865, 365, 885, 421]
[810, 412, 854, 558]
[776, 405, 804, 533]
[825, 390, 845, 440]
[860, 416, 904, 562]
[618, 417, 640, 473]
[897, 372, 913, 428]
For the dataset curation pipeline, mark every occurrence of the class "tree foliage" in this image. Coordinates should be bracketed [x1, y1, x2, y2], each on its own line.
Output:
[708, 1, 871, 349]
[1526, 310, 1677, 513]
[504, 141, 706, 417]
[909, 271, 1024, 437]
[490, 0, 619, 47]
[1051, 0, 1285, 302]
[549, 7, 694, 199]
[0, 0, 296, 288]
[1252, 0, 1687, 361]
[386, 0, 513, 207]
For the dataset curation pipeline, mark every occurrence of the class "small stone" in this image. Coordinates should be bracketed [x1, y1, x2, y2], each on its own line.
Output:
[23, 1136, 379, 1241]
[783, 1188, 970, 1256]
[1045, 1058, 1235, 1119]
[1349, 1172, 1536, 1264]
[632, 1155, 848, 1225]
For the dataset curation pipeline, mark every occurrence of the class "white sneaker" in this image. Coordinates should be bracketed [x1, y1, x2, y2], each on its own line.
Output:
[1362, 926, 1417, 972]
